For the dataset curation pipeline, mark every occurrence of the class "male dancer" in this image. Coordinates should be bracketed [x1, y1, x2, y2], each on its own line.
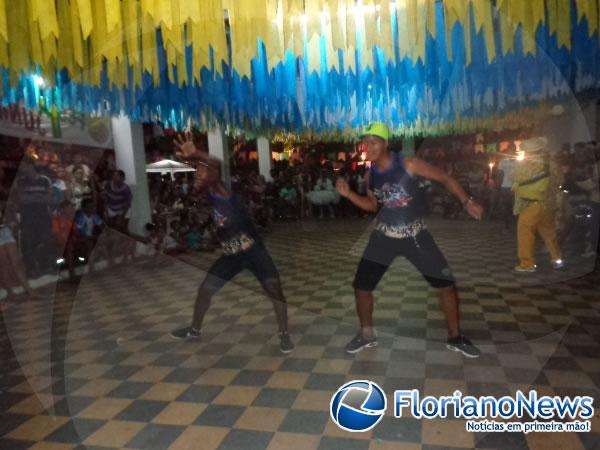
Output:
[169, 134, 294, 354]
[336, 123, 483, 357]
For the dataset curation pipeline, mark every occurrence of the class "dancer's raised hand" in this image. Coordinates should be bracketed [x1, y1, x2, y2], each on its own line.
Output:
[174, 131, 199, 160]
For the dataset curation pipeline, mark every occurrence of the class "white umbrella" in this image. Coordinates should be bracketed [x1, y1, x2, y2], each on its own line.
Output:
[146, 159, 195, 180]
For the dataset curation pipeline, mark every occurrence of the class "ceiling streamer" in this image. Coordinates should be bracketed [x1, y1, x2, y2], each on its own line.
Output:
[0, 0, 599, 137]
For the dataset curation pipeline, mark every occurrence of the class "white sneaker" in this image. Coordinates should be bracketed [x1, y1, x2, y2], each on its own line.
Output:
[552, 259, 565, 270]
[514, 265, 537, 273]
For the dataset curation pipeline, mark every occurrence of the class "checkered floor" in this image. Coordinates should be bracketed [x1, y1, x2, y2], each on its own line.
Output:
[1, 218, 599, 450]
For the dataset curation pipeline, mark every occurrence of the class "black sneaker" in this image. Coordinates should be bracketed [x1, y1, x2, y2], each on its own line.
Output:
[279, 332, 294, 354]
[170, 326, 201, 340]
[345, 332, 378, 354]
[446, 335, 481, 358]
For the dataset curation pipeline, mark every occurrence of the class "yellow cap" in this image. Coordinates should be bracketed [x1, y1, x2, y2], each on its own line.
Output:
[360, 122, 390, 141]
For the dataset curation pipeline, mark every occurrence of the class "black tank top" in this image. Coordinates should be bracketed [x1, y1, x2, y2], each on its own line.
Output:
[368, 154, 426, 238]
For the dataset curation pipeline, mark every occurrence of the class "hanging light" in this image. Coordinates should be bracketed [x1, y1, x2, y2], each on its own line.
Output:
[32, 74, 46, 89]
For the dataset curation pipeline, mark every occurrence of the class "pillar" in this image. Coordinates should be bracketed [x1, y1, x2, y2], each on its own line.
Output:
[208, 126, 231, 189]
[257, 137, 273, 181]
[111, 116, 152, 235]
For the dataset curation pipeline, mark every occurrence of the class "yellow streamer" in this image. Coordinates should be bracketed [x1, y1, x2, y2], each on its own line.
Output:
[330, 0, 347, 53]
[141, 8, 158, 84]
[443, 0, 460, 60]
[307, 34, 321, 74]
[363, 10, 375, 69]
[576, 0, 599, 36]
[70, 0, 85, 69]
[406, 0, 418, 53]
[396, 1, 410, 60]
[320, 2, 338, 71]
[531, 0, 546, 32]
[415, 0, 428, 63]
[283, 0, 305, 58]
[0, 38, 7, 68]
[228, 1, 251, 79]
[521, 1, 536, 56]
[57, 0, 74, 73]
[77, 0, 94, 39]
[306, 0, 321, 41]
[104, 0, 121, 32]
[453, 0, 471, 65]
[557, 0, 572, 49]
[189, 21, 208, 84]
[426, 0, 436, 38]
[0, 0, 595, 94]
[31, 0, 59, 40]
[187, 0, 201, 23]
[497, 0, 514, 55]
[265, 0, 283, 68]
[588, 0, 599, 36]
[204, 0, 227, 75]
[0, 0, 6, 42]
[156, 0, 173, 29]
[122, 0, 140, 65]
[362, 0, 376, 68]
[26, 0, 44, 65]
[41, 34, 58, 69]
[7, 0, 31, 78]
[380, 0, 395, 63]
[473, 0, 496, 62]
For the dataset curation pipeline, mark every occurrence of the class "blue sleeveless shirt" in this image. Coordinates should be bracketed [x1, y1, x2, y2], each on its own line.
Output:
[368, 154, 426, 239]
[210, 192, 259, 255]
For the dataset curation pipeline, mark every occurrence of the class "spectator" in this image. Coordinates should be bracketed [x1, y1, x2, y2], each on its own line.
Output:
[307, 170, 339, 218]
[103, 170, 132, 233]
[48, 163, 70, 213]
[185, 222, 203, 251]
[52, 201, 77, 279]
[15, 156, 55, 276]
[163, 220, 187, 254]
[295, 169, 312, 218]
[0, 202, 34, 298]
[497, 144, 517, 230]
[279, 180, 299, 219]
[66, 153, 92, 181]
[574, 145, 600, 258]
[69, 165, 94, 210]
[73, 199, 107, 272]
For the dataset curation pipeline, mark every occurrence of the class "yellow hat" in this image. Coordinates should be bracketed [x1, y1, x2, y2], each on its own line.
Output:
[360, 122, 390, 141]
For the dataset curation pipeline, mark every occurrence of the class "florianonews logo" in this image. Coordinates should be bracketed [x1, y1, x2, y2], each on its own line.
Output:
[330, 380, 387, 432]
[330, 382, 594, 434]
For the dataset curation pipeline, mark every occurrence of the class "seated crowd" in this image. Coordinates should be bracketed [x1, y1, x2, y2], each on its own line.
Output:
[1, 136, 598, 299]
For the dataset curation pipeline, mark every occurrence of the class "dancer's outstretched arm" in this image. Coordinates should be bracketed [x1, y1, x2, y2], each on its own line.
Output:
[336, 176, 378, 212]
[404, 157, 484, 220]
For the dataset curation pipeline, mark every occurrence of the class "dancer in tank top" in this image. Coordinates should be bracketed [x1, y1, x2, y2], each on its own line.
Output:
[336, 123, 484, 357]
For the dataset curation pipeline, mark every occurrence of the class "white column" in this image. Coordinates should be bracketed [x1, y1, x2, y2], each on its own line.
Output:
[257, 137, 273, 181]
[111, 116, 151, 235]
[208, 127, 231, 189]
[402, 137, 415, 156]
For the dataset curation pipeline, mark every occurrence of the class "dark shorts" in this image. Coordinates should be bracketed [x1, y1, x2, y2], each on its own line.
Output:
[353, 230, 455, 291]
[203, 243, 280, 292]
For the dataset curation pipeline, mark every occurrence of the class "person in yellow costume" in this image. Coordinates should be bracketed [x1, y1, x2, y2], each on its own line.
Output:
[512, 137, 564, 273]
